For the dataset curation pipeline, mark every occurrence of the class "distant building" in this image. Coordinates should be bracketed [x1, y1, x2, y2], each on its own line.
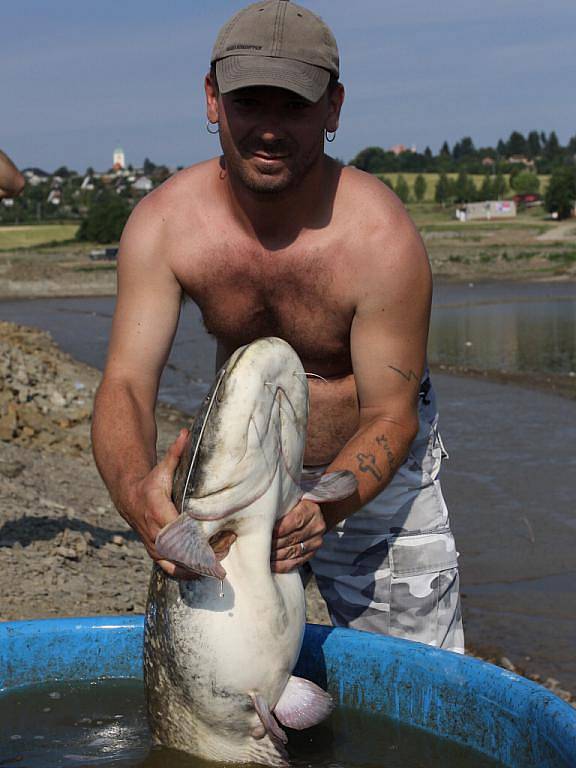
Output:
[507, 155, 535, 169]
[113, 147, 126, 171]
[22, 168, 49, 186]
[47, 189, 61, 206]
[481, 157, 496, 167]
[389, 144, 416, 156]
[132, 176, 153, 193]
[456, 200, 517, 221]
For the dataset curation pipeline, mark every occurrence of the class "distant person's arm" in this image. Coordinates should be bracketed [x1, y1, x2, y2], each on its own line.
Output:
[91, 194, 190, 578]
[0, 150, 25, 198]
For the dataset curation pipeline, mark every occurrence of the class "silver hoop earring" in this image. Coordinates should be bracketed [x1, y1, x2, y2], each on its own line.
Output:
[325, 129, 336, 143]
[206, 121, 219, 135]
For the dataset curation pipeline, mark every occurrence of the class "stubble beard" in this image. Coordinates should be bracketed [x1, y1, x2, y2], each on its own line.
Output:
[221, 136, 324, 196]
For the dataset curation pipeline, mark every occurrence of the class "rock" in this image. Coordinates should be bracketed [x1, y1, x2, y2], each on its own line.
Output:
[54, 546, 78, 560]
[49, 391, 67, 408]
[0, 410, 17, 441]
[499, 656, 516, 672]
[0, 460, 25, 479]
[111, 535, 125, 546]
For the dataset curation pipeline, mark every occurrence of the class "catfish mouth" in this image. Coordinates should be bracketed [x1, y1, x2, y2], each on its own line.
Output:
[177, 341, 305, 520]
[176, 343, 258, 515]
[183, 385, 302, 521]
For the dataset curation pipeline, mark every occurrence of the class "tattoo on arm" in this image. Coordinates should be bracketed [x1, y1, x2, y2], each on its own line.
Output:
[356, 452, 383, 481]
[388, 365, 419, 385]
[376, 434, 397, 472]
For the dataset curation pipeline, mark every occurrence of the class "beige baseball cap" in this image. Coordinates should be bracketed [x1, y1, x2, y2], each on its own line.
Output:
[211, 0, 339, 103]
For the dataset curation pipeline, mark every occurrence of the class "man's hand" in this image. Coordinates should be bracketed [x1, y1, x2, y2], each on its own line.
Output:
[123, 428, 236, 579]
[124, 428, 194, 578]
[271, 498, 327, 573]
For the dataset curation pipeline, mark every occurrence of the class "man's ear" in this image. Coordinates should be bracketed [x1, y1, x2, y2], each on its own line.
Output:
[205, 72, 220, 125]
[325, 83, 345, 134]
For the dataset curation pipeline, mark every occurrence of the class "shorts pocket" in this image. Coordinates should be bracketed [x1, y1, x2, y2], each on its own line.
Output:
[388, 532, 461, 648]
[389, 531, 458, 577]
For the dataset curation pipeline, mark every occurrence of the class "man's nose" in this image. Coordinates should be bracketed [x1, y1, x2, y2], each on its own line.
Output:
[255, 110, 285, 141]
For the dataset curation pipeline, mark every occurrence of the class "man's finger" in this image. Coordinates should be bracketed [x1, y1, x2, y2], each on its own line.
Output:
[271, 550, 314, 573]
[272, 534, 324, 563]
[157, 558, 201, 580]
[161, 429, 189, 475]
[273, 508, 309, 540]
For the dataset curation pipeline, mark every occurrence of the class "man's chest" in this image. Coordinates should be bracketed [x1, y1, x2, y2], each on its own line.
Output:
[177, 245, 355, 372]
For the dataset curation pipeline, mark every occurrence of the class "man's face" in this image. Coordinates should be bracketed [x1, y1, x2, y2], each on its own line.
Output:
[208, 83, 341, 195]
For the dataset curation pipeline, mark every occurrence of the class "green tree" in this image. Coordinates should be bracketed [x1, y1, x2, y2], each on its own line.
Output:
[507, 131, 527, 157]
[510, 171, 540, 195]
[454, 171, 477, 202]
[527, 131, 542, 158]
[493, 173, 508, 199]
[53, 165, 72, 178]
[394, 175, 410, 203]
[435, 173, 451, 204]
[545, 167, 576, 219]
[143, 157, 157, 175]
[349, 146, 388, 172]
[76, 193, 131, 243]
[414, 174, 427, 202]
[453, 136, 476, 160]
[544, 131, 561, 161]
[480, 174, 494, 200]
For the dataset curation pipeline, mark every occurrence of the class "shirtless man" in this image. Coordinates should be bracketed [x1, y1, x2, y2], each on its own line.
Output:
[92, 0, 463, 652]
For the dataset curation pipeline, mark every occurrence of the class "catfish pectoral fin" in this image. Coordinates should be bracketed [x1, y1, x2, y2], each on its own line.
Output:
[250, 692, 288, 745]
[301, 470, 358, 502]
[156, 515, 226, 579]
[274, 676, 334, 730]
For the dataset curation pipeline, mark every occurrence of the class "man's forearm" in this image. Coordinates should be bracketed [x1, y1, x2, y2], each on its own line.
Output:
[91, 380, 158, 518]
[321, 414, 418, 529]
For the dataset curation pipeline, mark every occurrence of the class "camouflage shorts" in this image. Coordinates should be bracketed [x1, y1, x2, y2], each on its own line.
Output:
[303, 397, 464, 654]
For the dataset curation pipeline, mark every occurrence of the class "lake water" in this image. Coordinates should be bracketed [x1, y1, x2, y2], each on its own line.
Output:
[429, 280, 576, 374]
[0, 679, 506, 768]
[1, 280, 575, 413]
[1, 281, 575, 691]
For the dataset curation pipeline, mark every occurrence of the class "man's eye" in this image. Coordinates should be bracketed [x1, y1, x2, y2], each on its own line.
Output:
[234, 98, 258, 108]
[287, 101, 308, 110]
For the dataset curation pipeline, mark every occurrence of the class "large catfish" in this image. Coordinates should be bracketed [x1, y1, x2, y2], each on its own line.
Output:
[144, 337, 357, 765]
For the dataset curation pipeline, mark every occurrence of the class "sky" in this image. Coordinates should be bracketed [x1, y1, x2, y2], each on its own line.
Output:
[2, 0, 575, 172]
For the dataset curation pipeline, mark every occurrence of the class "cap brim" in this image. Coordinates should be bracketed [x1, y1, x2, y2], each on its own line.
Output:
[215, 56, 330, 103]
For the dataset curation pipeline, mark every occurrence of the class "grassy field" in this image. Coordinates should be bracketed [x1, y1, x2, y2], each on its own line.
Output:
[0, 223, 79, 250]
[375, 173, 550, 203]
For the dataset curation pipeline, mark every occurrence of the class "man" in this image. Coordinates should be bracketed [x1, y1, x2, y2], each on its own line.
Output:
[92, 0, 463, 652]
[0, 150, 25, 199]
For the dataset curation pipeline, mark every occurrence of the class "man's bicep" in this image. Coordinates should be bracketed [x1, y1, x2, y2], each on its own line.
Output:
[103, 205, 182, 400]
[351, 242, 431, 428]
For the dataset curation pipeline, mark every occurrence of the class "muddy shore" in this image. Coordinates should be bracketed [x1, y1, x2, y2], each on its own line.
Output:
[0, 321, 573, 707]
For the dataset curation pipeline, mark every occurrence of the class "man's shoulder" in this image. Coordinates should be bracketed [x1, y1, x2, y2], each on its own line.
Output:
[337, 165, 422, 250]
[135, 158, 220, 218]
[334, 165, 429, 291]
[337, 165, 407, 227]
[119, 159, 221, 261]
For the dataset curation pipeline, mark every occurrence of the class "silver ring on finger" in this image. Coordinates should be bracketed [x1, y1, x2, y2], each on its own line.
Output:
[299, 541, 306, 555]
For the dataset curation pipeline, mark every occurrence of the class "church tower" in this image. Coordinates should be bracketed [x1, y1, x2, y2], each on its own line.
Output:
[113, 147, 126, 171]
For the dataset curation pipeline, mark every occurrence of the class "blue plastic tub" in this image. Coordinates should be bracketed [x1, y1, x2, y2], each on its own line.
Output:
[0, 616, 574, 767]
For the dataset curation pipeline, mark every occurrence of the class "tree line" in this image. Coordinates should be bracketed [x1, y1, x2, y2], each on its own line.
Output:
[349, 130, 576, 175]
